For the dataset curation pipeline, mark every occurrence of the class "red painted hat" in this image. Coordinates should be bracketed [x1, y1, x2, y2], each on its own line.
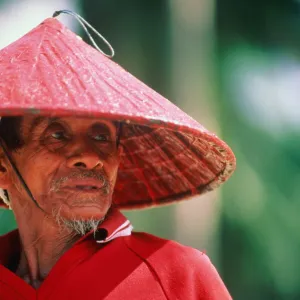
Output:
[0, 16, 235, 210]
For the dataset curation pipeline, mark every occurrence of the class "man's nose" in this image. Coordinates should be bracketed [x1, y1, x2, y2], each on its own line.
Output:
[66, 142, 103, 170]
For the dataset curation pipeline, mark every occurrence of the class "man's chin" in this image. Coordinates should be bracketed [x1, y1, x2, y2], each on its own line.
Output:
[57, 201, 111, 221]
[57, 215, 103, 236]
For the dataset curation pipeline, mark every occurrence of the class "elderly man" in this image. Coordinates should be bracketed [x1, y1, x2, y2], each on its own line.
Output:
[0, 11, 235, 300]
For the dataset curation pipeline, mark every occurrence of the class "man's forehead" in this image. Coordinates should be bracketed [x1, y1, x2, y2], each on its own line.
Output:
[22, 116, 117, 135]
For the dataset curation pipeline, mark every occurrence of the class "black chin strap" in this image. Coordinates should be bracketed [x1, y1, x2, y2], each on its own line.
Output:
[0, 138, 43, 211]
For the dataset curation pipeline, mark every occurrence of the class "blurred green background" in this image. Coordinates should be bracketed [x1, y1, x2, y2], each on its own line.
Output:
[0, 0, 299, 299]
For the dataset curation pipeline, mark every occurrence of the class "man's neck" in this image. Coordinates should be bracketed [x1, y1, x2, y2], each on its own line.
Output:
[14, 208, 81, 289]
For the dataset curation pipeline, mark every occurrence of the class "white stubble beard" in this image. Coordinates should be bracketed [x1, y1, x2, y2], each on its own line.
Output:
[52, 207, 105, 236]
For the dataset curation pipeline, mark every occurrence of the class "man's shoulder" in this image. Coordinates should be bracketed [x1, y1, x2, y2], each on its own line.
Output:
[123, 232, 232, 299]
[124, 231, 209, 269]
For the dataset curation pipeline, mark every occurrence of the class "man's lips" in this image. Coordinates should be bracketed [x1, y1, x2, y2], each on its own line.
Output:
[61, 179, 105, 191]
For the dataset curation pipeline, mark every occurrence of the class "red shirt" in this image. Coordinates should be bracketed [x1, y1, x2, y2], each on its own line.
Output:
[0, 209, 232, 299]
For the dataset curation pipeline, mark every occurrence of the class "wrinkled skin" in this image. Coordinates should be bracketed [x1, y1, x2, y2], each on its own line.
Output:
[0, 116, 121, 288]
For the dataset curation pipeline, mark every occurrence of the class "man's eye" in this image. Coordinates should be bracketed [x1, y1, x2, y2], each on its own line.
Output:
[93, 134, 109, 142]
[51, 131, 67, 140]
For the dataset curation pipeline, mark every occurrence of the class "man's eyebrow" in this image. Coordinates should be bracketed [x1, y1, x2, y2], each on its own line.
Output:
[28, 117, 44, 133]
[91, 122, 111, 131]
[91, 122, 117, 138]
[29, 117, 60, 133]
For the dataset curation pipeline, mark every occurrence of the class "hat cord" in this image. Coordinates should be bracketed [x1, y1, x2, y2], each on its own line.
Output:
[52, 9, 115, 58]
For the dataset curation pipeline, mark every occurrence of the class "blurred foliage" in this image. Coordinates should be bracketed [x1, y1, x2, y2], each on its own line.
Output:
[217, 0, 300, 49]
[216, 0, 300, 299]
[0, 209, 15, 235]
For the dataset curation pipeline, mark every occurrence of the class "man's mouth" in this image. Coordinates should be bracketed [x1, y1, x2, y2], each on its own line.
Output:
[75, 185, 100, 191]
[61, 185, 105, 194]
[60, 178, 106, 192]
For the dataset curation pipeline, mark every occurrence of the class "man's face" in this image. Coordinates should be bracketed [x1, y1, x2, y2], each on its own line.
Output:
[5, 116, 120, 223]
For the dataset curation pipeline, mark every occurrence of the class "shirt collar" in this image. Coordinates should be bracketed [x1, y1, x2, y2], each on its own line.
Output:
[82, 207, 133, 244]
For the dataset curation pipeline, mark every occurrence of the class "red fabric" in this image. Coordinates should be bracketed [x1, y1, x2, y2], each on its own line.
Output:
[0, 17, 236, 209]
[0, 212, 231, 300]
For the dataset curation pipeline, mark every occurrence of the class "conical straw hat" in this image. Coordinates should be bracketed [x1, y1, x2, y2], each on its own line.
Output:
[0, 18, 235, 209]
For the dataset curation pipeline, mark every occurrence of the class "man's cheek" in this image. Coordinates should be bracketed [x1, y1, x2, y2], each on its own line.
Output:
[22, 160, 60, 199]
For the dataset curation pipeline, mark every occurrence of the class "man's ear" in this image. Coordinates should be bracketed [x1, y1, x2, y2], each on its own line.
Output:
[0, 150, 11, 189]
